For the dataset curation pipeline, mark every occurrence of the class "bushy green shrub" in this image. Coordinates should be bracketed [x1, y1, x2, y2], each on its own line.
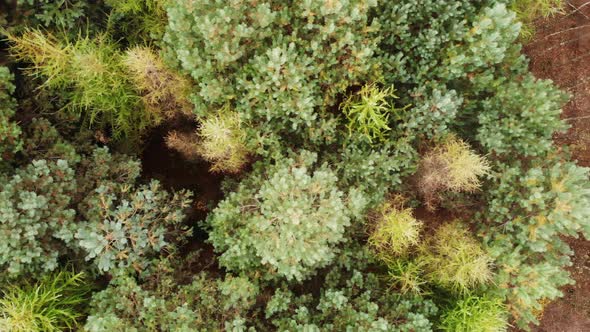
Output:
[440, 295, 508, 332]
[0, 159, 77, 276]
[0, 115, 190, 277]
[0, 270, 91, 332]
[332, 136, 418, 207]
[377, 0, 482, 85]
[398, 86, 463, 140]
[208, 151, 361, 281]
[12, 0, 88, 31]
[482, 159, 590, 327]
[76, 181, 192, 273]
[477, 75, 568, 157]
[265, 251, 438, 331]
[85, 270, 256, 331]
[164, 0, 380, 151]
[442, 4, 522, 80]
[0, 67, 22, 159]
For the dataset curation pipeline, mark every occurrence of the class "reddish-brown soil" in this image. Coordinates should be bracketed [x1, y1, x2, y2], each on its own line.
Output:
[524, 1, 590, 331]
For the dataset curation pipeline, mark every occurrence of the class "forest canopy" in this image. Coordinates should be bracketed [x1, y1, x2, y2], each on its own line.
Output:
[0, 0, 587, 331]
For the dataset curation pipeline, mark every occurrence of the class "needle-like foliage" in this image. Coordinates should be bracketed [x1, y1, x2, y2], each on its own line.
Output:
[0, 270, 91, 332]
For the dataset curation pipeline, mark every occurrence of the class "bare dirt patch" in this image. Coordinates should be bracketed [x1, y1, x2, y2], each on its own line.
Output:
[524, 1, 590, 331]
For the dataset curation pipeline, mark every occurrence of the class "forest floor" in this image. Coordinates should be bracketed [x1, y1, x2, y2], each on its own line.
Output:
[525, 1, 590, 331]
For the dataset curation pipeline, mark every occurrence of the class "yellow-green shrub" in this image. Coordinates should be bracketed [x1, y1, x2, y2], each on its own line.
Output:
[420, 222, 493, 293]
[417, 136, 490, 209]
[368, 202, 422, 260]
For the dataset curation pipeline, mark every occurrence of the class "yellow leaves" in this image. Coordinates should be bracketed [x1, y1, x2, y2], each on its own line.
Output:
[554, 199, 571, 214]
[502, 264, 518, 275]
[116, 250, 129, 260]
[534, 214, 547, 226]
[525, 177, 538, 187]
[551, 178, 566, 193]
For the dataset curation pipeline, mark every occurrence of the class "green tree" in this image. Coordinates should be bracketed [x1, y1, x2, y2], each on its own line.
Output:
[208, 151, 363, 281]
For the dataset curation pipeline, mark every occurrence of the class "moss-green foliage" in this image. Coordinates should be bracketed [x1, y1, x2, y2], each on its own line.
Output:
[440, 295, 508, 332]
[0, 67, 22, 159]
[0, 270, 91, 332]
[208, 151, 361, 281]
[105, 0, 168, 45]
[482, 158, 590, 327]
[164, 0, 380, 152]
[5, 30, 150, 139]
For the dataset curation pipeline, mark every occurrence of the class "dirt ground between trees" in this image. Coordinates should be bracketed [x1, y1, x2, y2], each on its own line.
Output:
[524, 1, 590, 331]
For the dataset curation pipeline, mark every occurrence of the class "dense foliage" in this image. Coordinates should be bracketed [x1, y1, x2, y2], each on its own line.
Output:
[0, 0, 587, 331]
